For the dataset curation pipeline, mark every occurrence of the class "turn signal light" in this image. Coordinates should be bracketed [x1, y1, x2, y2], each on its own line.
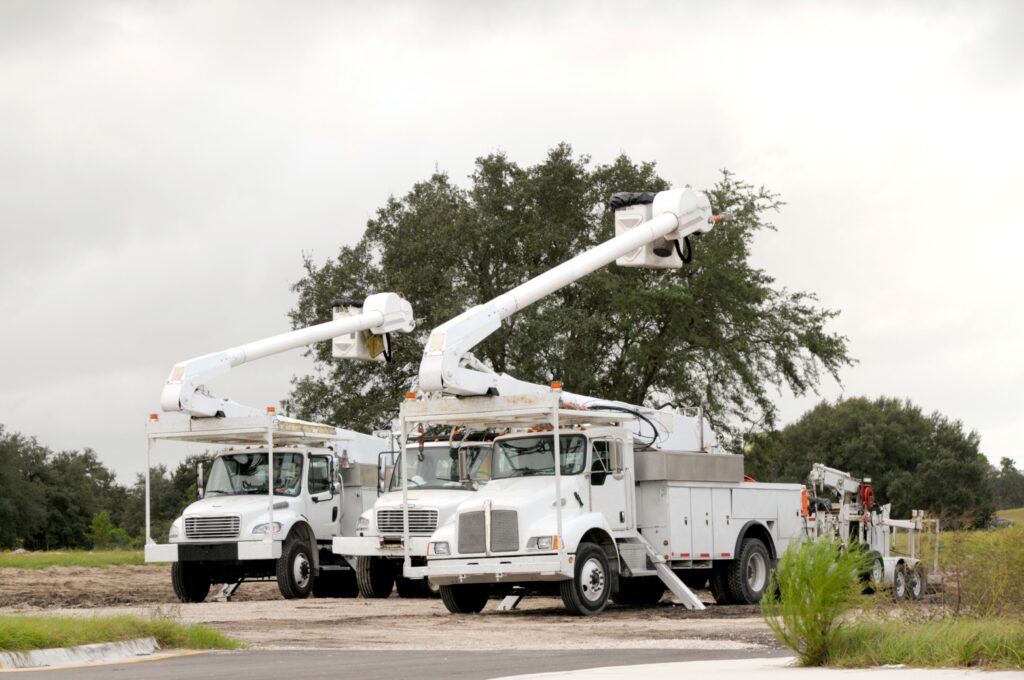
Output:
[149, 413, 159, 421]
[406, 391, 417, 399]
[266, 406, 276, 414]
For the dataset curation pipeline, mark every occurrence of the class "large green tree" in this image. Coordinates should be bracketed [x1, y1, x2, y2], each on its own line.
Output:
[744, 396, 994, 524]
[286, 145, 852, 449]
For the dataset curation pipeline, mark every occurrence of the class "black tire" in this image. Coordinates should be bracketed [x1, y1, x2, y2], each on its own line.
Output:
[725, 538, 771, 605]
[559, 542, 611, 616]
[277, 536, 314, 599]
[893, 562, 909, 600]
[907, 564, 924, 601]
[356, 556, 395, 598]
[862, 552, 884, 594]
[171, 562, 210, 603]
[312, 569, 359, 598]
[710, 564, 732, 604]
[611, 576, 665, 605]
[438, 584, 489, 614]
[395, 576, 432, 598]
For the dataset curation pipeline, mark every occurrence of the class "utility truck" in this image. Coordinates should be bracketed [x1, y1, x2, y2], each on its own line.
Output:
[333, 435, 493, 598]
[384, 188, 808, 615]
[144, 293, 415, 602]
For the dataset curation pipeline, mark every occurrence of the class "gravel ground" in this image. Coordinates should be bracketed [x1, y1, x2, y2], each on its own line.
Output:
[0, 565, 778, 651]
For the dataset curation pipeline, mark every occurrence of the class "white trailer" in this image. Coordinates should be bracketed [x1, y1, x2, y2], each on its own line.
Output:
[332, 437, 493, 598]
[145, 413, 385, 601]
[145, 292, 416, 601]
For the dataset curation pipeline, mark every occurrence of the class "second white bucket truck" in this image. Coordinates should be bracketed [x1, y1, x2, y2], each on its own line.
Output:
[144, 293, 415, 602]
[397, 188, 806, 616]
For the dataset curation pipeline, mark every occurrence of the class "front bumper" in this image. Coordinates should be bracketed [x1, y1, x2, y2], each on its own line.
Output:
[144, 541, 283, 563]
[424, 553, 572, 586]
[333, 535, 430, 558]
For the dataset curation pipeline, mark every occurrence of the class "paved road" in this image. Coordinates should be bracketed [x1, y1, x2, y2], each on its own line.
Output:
[27, 648, 790, 679]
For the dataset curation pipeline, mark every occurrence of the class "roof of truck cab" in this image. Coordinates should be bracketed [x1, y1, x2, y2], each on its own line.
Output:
[145, 413, 370, 446]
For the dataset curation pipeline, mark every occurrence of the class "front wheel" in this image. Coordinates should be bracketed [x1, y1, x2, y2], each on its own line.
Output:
[277, 537, 314, 599]
[560, 542, 611, 616]
[439, 584, 489, 613]
[171, 562, 210, 603]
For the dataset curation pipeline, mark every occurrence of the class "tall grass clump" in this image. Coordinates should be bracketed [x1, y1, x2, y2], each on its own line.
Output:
[943, 524, 1024, 618]
[760, 539, 871, 666]
[0, 614, 242, 652]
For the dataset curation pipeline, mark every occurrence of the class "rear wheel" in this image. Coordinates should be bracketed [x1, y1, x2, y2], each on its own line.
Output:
[277, 536, 314, 599]
[312, 569, 359, 598]
[171, 562, 210, 603]
[725, 537, 771, 604]
[611, 576, 665, 605]
[560, 542, 611, 616]
[356, 556, 395, 598]
[893, 562, 909, 600]
[438, 584, 489, 614]
[907, 564, 923, 601]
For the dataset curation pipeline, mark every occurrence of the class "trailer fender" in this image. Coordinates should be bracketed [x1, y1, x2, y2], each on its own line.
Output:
[732, 521, 777, 562]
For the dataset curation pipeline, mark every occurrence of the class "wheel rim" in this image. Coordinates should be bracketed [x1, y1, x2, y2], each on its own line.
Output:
[293, 552, 311, 589]
[746, 552, 767, 593]
[580, 557, 607, 603]
[909, 570, 922, 598]
[895, 569, 906, 597]
[871, 560, 884, 584]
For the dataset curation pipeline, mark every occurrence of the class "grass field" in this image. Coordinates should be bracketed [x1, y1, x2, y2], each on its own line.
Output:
[996, 507, 1024, 524]
[0, 550, 148, 570]
[0, 614, 241, 652]
[829, 618, 1024, 670]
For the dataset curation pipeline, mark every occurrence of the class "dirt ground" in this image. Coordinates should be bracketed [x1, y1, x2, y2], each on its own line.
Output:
[0, 566, 778, 651]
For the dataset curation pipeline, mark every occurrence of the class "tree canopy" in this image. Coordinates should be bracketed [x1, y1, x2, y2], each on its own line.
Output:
[744, 396, 995, 524]
[286, 144, 852, 448]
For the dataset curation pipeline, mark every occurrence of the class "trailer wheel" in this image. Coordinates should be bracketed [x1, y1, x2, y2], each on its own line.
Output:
[726, 537, 770, 604]
[312, 569, 359, 598]
[862, 552, 884, 594]
[611, 576, 665, 605]
[907, 564, 923, 601]
[439, 584, 489, 614]
[893, 562, 909, 600]
[560, 542, 611, 616]
[277, 537, 314, 599]
[171, 562, 211, 603]
[356, 556, 395, 598]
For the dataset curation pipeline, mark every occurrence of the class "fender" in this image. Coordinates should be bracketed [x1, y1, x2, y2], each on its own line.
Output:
[732, 520, 777, 561]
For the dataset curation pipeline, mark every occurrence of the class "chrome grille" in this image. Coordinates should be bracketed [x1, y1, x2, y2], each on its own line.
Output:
[184, 515, 240, 539]
[490, 510, 519, 552]
[458, 511, 486, 553]
[376, 509, 439, 535]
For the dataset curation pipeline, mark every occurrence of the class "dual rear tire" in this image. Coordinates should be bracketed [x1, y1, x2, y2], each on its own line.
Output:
[711, 537, 771, 605]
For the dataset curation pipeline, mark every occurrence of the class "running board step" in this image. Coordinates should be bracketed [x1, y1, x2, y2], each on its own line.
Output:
[639, 539, 705, 610]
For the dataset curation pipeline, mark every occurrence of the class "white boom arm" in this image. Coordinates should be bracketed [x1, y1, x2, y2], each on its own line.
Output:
[162, 292, 414, 418]
[419, 188, 715, 397]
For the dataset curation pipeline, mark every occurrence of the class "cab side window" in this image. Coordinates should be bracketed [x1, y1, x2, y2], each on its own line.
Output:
[591, 441, 611, 486]
[308, 456, 331, 495]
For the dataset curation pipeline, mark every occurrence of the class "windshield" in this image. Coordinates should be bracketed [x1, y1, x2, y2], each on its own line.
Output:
[389, 445, 492, 491]
[206, 452, 304, 497]
[492, 435, 586, 478]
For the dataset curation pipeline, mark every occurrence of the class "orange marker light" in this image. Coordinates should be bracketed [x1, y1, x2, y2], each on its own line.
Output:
[266, 406, 276, 414]
[550, 381, 562, 389]
[406, 391, 417, 399]
[149, 413, 159, 421]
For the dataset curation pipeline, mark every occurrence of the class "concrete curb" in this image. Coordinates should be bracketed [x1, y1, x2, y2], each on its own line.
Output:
[0, 636, 159, 670]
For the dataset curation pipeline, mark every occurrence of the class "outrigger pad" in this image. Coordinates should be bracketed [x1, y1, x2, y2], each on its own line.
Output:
[609, 192, 657, 210]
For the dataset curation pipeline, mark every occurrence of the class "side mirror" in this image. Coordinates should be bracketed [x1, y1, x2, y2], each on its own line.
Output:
[328, 457, 339, 498]
[377, 450, 394, 496]
[196, 463, 205, 500]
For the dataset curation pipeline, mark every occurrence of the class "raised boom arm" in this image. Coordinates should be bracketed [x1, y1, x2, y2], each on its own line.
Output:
[162, 292, 414, 418]
[418, 188, 716, 397]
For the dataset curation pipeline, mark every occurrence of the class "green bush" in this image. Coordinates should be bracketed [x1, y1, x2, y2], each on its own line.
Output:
[86, 511, 134, 550]
[760, 539, 871, 666]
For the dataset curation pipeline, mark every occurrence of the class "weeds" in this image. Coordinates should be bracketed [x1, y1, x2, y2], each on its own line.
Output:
[0, 614, 242, 652]
[760, 538, 871, 666]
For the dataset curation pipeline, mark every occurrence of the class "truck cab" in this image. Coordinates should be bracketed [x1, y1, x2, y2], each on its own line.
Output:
[144, 414, 383, 602]
[333, 438, 492, 598]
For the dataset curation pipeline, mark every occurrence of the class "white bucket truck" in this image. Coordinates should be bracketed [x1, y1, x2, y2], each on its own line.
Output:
[333, 435, 493, 598]
[144, 293, 415, 601]
[391, 188, 806, 615]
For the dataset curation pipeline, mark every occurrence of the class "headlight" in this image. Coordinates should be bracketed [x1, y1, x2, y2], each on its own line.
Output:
[357, 516, 370, 532]
[430, 541, 450, 556]
[168, 524, 179, 539]
[252, 522, 283, 535]
[527, 536, 558, 551]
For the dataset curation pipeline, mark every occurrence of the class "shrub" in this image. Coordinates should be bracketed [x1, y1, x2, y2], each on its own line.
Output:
[760, 539, 871, 666]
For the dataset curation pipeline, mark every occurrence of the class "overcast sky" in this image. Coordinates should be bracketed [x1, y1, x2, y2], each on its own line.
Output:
[1, 1, 1021, 482]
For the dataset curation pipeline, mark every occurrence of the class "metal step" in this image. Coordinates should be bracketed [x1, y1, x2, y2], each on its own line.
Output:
[638, 537, 705, 610]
